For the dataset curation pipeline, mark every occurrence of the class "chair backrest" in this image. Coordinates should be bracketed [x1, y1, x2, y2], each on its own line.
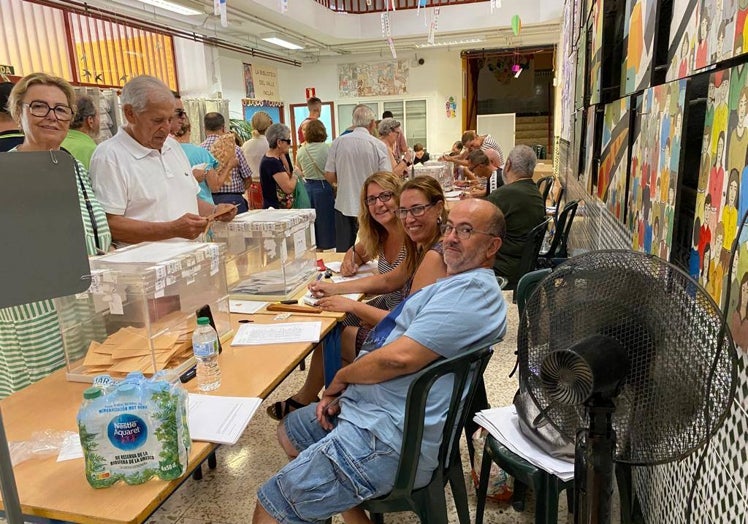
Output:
[385, 342, 495, 499]
[516, 268, 553, 318]
[543, 200, 579, 259]
[536, 176, 554, 203]
[507, 217, 553, 293]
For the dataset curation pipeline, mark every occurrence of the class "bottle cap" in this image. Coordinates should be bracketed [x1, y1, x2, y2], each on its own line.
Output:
[83, 387, 102, 400]
[197, 316, 210, 325]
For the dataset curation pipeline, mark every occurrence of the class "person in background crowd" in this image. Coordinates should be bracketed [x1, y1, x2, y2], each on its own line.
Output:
[175, 119, 237, 206]
[61, 94, 99, 169]
[242, 111, 273, 187]
[90, 75, 236, 246]
[325, 104, 391, 251]
[0, 82, 24, 152]
[169, 91, 188, 138]
[298, 96, 321, 145]
[382, 110, 409, 161]
[260, 123, 298, 209]
[201, 112, 253, 213]
[412, 143, 430, 165]
[462, 130, 505, 168]
[486, 145, 545, 287]
[0, 72, 112, 398]
[252, 198, 506, 524]
[378, 117, 409, 178]
[296, 119, 335, 249]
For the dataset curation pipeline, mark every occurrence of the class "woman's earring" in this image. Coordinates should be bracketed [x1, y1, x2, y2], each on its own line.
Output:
[437, 216, 442, 225]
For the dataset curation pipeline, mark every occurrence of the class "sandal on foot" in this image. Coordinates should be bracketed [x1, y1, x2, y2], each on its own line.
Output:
[266, 396, 317, 421]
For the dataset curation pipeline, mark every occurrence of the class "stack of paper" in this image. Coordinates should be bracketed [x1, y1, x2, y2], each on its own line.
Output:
[231, 321, 322, 345]
[188, 394, 262, 445]
[301, 292, 363, 307]
[473, 405, 574, 481]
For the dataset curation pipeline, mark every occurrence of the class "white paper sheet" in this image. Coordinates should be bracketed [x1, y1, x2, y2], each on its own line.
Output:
[473, 405, 574, 481]
[188, 394, 262, 445]
[302, 292, 363, 307]
[230, 321, 322, 345]
[323, 260, 378, 274]
[229, 299, 268, 314]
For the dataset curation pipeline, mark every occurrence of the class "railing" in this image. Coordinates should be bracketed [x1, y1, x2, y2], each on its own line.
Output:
[314, 0, 488, 14]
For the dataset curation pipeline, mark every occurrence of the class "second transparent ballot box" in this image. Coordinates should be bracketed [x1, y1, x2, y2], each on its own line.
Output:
[55, 241, 230, 382]
[211, 209, 317, 300]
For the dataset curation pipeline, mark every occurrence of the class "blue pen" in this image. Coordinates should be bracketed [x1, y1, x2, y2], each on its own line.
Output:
[316, 273, 323, 281]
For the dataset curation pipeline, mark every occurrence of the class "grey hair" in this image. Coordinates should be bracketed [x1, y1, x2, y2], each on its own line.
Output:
[121, 75, 174, 113]
[352, 104, 375, 128]
[266, 123, 291, 148]
[506, 145, 537, 178]
[377, 117, 401, 136]
[71, 95, 97, 129]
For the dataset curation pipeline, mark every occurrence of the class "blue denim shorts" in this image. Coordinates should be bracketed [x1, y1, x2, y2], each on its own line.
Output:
[257, 404, 399, 523]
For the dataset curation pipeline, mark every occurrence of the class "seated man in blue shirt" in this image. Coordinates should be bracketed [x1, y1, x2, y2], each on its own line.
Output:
[253, 198, 508, 524]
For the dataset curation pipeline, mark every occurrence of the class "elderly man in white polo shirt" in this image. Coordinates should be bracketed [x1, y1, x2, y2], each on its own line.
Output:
[324, 104, 390, 252]
[90, 75, 236, 246]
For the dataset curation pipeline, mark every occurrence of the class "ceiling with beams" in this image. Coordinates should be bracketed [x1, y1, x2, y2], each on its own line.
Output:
[56, 0, 562, 63]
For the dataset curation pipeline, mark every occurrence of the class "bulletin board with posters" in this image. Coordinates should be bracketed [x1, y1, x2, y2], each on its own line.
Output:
[620, 0, 657, 96]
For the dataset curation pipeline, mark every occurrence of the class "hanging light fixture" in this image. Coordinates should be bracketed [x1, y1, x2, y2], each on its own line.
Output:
[512, 63, 522, 78]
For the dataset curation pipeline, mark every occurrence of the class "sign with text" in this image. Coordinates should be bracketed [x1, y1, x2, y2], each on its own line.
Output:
[244, 63, 279, 102]
[305, 87, 316, 99]
[0, 64, 15, 75]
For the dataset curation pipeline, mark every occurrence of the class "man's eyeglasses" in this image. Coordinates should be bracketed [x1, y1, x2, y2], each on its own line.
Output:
[394, 203, 434, 219]
[441, 223, 496, 240]
[24, 101, 73, 121]
[365, 191, 394, 206]
[279, 138, 292, 144]
[174, 108, 187, 118]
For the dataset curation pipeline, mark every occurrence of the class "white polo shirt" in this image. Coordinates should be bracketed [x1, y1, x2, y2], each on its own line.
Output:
[90, 128, 199, 223]
[325, 127, 390, 217]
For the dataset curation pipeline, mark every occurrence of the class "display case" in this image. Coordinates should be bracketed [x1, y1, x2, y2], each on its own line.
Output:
[211, 209, 317, 300]
[413, 160, 454, 191]
[55, 241, 230, 383]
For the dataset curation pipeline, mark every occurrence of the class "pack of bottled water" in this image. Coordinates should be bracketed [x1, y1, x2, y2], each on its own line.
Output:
[77, 371, 190, 488]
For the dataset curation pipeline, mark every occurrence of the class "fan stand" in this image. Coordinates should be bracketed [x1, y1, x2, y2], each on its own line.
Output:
[574, 398, 617, 524]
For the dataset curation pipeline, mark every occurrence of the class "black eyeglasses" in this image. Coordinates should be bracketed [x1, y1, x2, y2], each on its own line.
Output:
[394, 203, 434, 219]
[441, 223, 496, 240]
[279, 138, 292, 144]
[24, 101, 73, 121]
[365, 191, 394, 206]
[174, 108, 187, 118]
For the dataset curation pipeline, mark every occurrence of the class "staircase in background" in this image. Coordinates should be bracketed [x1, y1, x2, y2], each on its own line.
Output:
[515, 115, 553, 160]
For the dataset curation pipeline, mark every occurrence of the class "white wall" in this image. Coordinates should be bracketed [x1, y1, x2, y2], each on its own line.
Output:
[210, 47, 465, 155]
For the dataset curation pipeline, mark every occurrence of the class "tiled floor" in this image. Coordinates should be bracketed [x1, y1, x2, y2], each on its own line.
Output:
[142, 289, 574, 523]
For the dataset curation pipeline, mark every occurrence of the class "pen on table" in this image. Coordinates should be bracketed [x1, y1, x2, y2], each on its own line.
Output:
[316, 272, 324, 281]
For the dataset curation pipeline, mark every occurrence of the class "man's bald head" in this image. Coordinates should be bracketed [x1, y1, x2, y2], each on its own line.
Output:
[442, 199, 504, 274]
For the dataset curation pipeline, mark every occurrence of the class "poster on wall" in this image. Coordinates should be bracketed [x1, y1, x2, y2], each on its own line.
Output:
[338, 61, 409, 98]
[243, 63, 279, 102]
[628, 79, 687, 260]
[693, 65, 748, 316]
[598, 98, 630, 221]
[560, 0, 577, 140]
[587, 0, 604, 105]
[666, 0, 699, 81]
[621, 0, 657, 96]
[692, 0, 736, 70]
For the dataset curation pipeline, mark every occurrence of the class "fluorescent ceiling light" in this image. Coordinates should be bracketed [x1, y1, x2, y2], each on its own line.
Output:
[261, 33, 304, 50]
[415, 37, 484, 48]
[137, 0, 203, 16]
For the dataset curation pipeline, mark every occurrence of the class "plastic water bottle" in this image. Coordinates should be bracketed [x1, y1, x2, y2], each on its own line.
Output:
[192, 317, 221, 391]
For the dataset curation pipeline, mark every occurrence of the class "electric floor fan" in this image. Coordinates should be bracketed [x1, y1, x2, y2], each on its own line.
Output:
[518, 250, 738, 524]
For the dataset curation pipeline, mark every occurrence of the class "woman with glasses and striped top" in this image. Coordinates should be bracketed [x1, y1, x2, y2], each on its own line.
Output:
[0, 73, 112, 398]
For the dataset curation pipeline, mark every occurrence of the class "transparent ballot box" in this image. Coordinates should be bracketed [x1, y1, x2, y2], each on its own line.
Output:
[55, 241, 230, 383]
[413, 161, 454, 191]
[211, 209, 317, 300]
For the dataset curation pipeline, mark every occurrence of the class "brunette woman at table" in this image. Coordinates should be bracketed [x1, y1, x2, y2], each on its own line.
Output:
[267, 176, 448, 420]
[260, 123, 298, 209]
[0, 73, 112, 398]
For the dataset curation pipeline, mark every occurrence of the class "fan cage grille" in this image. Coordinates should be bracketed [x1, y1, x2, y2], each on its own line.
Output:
[518, 250, 738, 465]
